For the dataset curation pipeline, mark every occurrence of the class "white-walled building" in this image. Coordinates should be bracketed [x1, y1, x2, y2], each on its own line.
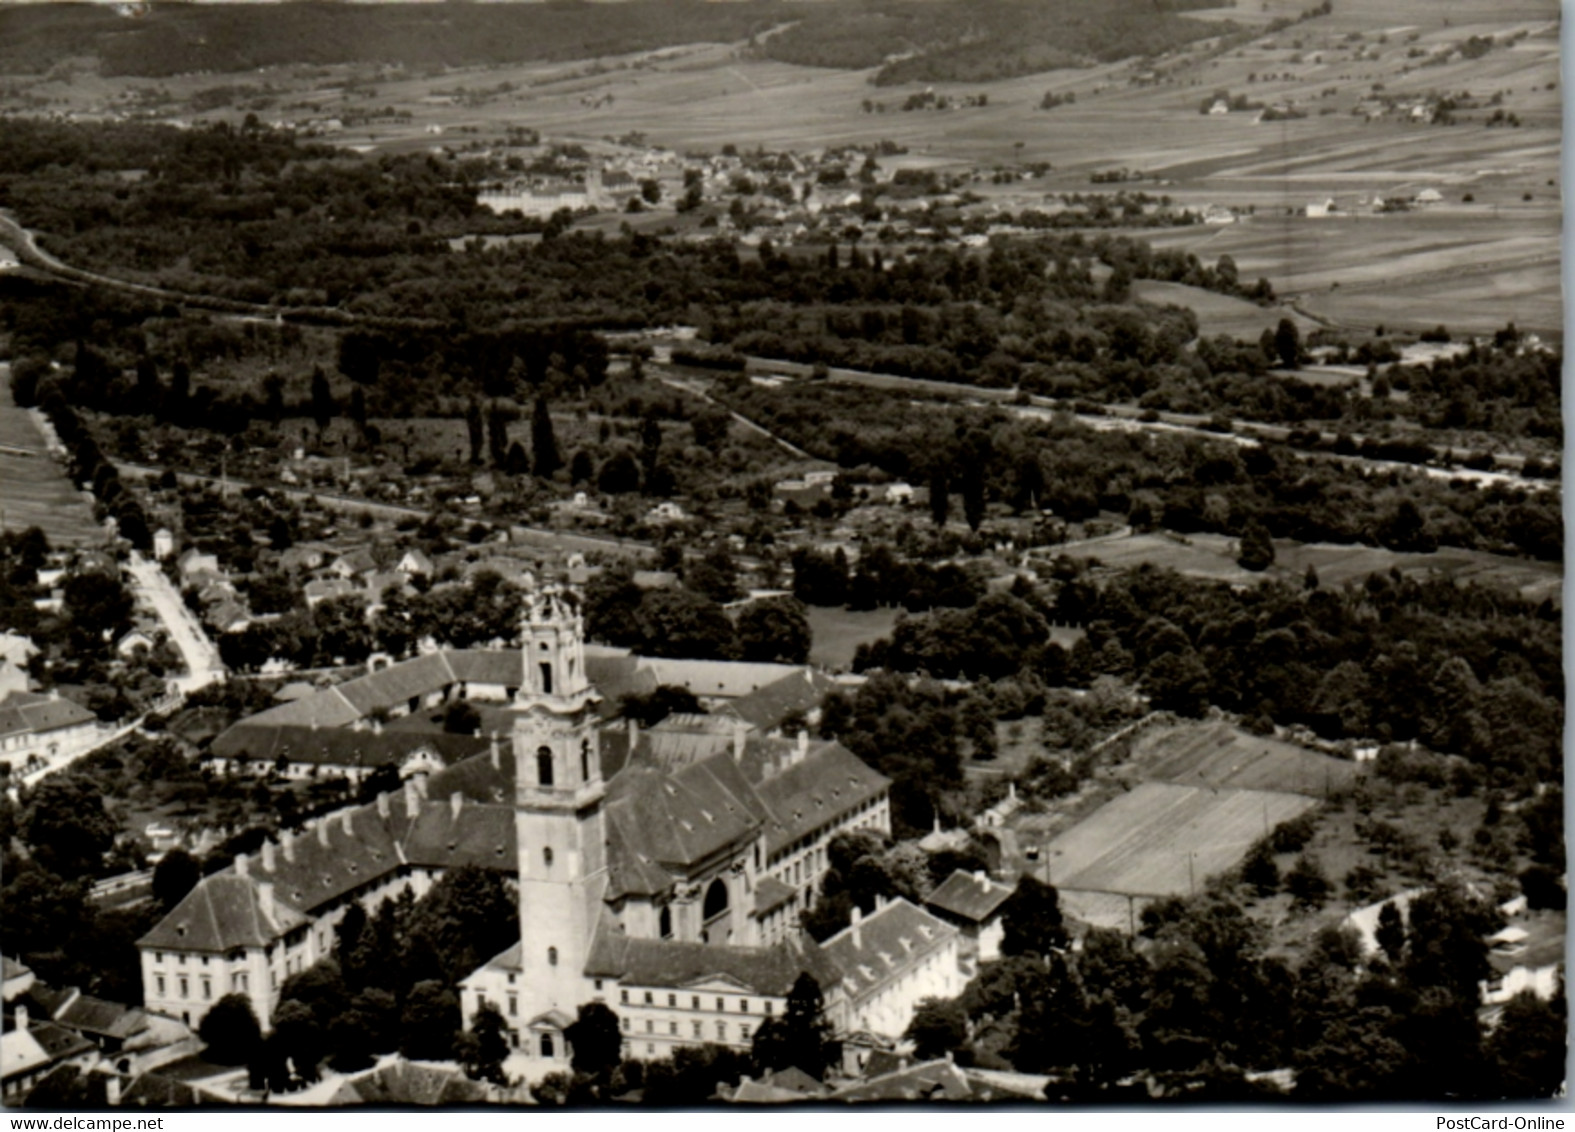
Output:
[143, 584, 906, 1058]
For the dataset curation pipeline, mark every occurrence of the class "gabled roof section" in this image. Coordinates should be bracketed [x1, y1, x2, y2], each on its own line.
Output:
[52, 992, 147, 1041]
[831, 1059, 976, 1102]
[444, 649, 525, 687]
[587, 932, 841, 997]
[209, 725, 488, 770]
[752, 741, 888, 855]
[925, 870, 1014, 925]
[0, 691, 96, 740]
[819, 899, 957, 1000]
[239, 686, 361, 730]
[605, 753, 762, 871]
[337, 651, 456, 716]
[137, 874, 310, 953]
[639, 659, 802, 700]
[721, 668, 833, 733]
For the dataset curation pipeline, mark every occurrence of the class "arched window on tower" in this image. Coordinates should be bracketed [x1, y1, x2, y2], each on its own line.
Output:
[548, 947, 559, 967]
[581, 739, 591, 782]
[543, 847, 554, 869]
[659, 906, 673, 940]
[539, 662, 553, 695]
[536, 746, 554, 787]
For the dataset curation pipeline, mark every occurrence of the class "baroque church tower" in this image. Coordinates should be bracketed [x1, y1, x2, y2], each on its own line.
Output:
[511, 585, 605, 1019]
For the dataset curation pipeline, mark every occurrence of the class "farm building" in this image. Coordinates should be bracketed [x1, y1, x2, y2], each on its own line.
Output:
[924, 870, 1014, 962]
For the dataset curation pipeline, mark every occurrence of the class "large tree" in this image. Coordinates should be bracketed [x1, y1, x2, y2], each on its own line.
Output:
[565, 1001, 622, 1079]
[200, 994, 262, 1065]
[22, 777, 116, 879]
[750, 973, 837, 1080]
[999, 873, 1067, 957]
[532, 396, 561, 477]
[735, 596, 812, 664]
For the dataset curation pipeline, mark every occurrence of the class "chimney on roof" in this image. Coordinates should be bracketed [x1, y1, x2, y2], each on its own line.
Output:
[851, 904, 863, 950]
[1007, 781, 1016, 801]
[317, 820, 331, 848]
[14, 1004, 27, 1031]
[733, 719, 747, 763]
[450, 791, 464, 821]
[340, 809, 354, 836]
[372, 718, 383, 736]
[797, 729, 809, 763]
[627, 718, 639, 747]
[105, 1075, 122, 1107]
[489, 732, 500, 771]
[235, 852, 249, 878]
[376, 791, 390, 819]
[281, 831, 296, 863]
[974, 870, 986, 883]
[257, 881, 276, 925]
[261, 838, 276, 872]
[404, 780, 421, 818]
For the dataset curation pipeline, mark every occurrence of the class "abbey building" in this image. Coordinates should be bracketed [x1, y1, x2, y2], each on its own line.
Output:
[138, 585, 960, 1068]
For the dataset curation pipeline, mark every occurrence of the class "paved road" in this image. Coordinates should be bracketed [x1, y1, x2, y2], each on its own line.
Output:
[126, 552, 226, 693]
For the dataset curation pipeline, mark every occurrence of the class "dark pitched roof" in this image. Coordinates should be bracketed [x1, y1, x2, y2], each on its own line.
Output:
[140, 769, 518, 953]
[52, 993, 147, 1041]
[925, 870, 1014, 925]
[0, 691, 95, 739]
[402, 800, 515, 871]
[120, 1073, 204, 1108]
[445, 649, 526, 687]
[750, 741, 888, 856]
[331, 1060, 487, 1105]
[209, 724, 488, 770]
[722, 669, 833, 732]
[586, 931, 841, 996]
[831, 1059, 976, 1102]
[240, 688, 361, 730]
[337, 651, 456, 716]
[137, 873, 311, 953]
[583, 653, 656, 703]
[754, 876, 797, 915]
[820, 899, 957, 1000]
[605, 753, 762, 871]
[22, 1018, 96, 1063]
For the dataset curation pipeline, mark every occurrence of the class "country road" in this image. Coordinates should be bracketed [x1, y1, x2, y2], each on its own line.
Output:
[126, 552, 226, 693]
[730, 354, 1552, 494]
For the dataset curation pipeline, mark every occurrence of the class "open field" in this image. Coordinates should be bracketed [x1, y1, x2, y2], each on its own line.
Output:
[0, 365, 105, 546]
[806, 604, 900, 670]
[0, 2, 1555, 334]
[1131, 280, 1319, 338]
[1058, 529, 1563, 604]
[1046, 780, 1318, 897]
[1128, 720, 1361, 796]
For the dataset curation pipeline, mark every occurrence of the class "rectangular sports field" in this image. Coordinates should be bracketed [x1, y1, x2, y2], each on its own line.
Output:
[1047, 781, 1317, 898]
[1130, 721, 1361, 796]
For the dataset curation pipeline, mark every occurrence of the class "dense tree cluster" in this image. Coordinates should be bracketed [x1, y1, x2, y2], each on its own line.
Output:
[721, 383, 1562, 562]
[582, 565, 812, 664]
[247, 865, 514, 1086]
[859, 559, 1560, 790]
[906, 882, 1563, 1101]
